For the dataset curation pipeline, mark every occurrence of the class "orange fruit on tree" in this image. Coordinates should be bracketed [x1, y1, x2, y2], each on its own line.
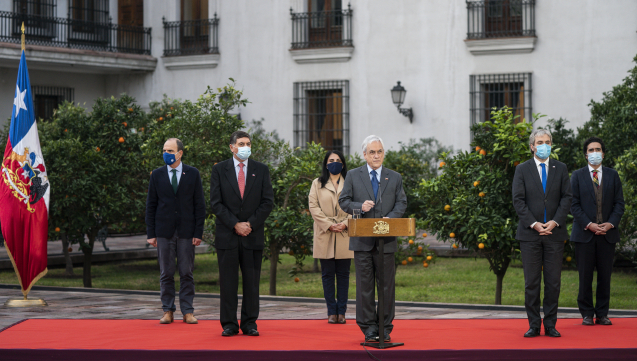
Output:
[408, 239, 414, 245]
[422, 233, 427, 237]
[122, 122, 128, 127]
[408, 257, 413, 262]
[119, 137, 125, 143]
[300, 245, 305, 249]
[444, 205, 451, 211]
[475, 146, 481, 152]
[450, 232, 456, 238]
[473, 181, 480, 187]
[426, 255, 432, 261]
[170, 107, 174, 110]
[96, 147, 100, 152]
[439, 161, 446, 167]
[417, 245, 423, 251]
[452, 243, 458, 249]
[514, 161, 520, 166]
[479, 149, 487, 156]
[479, 192, 486, 197]
[566, 256, 572, 262]
[423, 262, 429, 268]
[64, 129, 68, 132]
[68, 247, 73, 252]
[128, 108, 133, 112]
[478, 243, 485, 249]
[55, 227, 60, 232]
[294, 277, 300, 283]
[401, 260, 407, 265]
[159, 117, 163, 121]
[288, 250, 294, 256]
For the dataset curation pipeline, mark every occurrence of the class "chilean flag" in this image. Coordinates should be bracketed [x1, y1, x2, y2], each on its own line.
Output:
[0, 50, 49, 297]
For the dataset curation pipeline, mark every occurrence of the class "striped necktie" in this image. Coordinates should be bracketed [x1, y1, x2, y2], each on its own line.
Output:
[592, 170, 599, 188]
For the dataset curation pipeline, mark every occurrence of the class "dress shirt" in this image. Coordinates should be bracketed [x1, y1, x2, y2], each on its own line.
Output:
[233, 157, 248, 181]
[530, 157, 558, 229]
[366, 164, 382, 183]
[166, 162, 183, 184]
[585, 164, 613, 229]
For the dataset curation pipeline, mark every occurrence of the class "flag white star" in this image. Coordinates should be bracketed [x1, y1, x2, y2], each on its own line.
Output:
[13, 85, 27, 115]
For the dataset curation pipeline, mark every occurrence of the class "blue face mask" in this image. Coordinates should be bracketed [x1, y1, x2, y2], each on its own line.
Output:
[326, 161, 343, 175]
[588, 152, 603, 166]
[534, 144, 551, 160]
[163, 152, 178, 166]
[236, 146, 251, 161]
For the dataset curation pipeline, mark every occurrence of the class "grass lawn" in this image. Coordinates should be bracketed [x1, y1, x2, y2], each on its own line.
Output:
[1, 254, 636, 309]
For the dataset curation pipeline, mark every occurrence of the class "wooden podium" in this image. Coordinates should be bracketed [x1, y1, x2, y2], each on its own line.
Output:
[349, 218, 416, 349]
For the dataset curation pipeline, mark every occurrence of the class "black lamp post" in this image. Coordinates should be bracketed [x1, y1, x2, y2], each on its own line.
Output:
[390, 81, 413, 123]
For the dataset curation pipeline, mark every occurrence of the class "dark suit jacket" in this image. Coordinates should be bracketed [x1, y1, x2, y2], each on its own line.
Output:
[570, 166, 625, 244]
[146, 164, 206, 239]
[512, 158, 572, 242]
[339, 165, 408, 253]
[210, 158, 274, 250]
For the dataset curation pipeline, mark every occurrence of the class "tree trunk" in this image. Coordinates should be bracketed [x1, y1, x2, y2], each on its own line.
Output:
[61, 234, 74, 276]
[82, 235, 96, 288]
[313, 258, 320, 273]
[495, 273, 504, 305]
[269, 240, 279, 296]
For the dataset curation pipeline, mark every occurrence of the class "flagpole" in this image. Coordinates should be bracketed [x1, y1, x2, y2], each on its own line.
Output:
[3, 22, 48, 308]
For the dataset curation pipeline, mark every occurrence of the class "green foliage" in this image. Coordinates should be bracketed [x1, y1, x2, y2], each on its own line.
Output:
[39, 95, 149, 287]
[577, 55, 637, 168]
[384, 138, 452, 218]
[416, 107, 535, 304]
[142, 81, 248, 214]
[615, 144, 637, 264]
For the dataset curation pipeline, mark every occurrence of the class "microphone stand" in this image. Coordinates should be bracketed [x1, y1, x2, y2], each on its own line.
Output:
[361, 174, 403, 349]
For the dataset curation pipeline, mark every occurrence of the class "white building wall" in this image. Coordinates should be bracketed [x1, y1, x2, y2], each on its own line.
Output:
[2, 0, 637, 153]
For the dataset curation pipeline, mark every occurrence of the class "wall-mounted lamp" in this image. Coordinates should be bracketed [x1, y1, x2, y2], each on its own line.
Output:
[390, 81, 413, 123]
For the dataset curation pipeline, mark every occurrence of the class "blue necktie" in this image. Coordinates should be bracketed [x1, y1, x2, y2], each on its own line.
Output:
[541, 163, 547, 222]
[371, 170, 379, 200]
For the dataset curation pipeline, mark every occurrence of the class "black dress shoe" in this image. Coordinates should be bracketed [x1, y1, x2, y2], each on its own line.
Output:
[544, 327, 561, 337]
[382, 332, 391, 342]
[364, 332, 379, 342]
[596, 317, 612, 325]
[221, 328, 239, 337]
[244, 329, 260, 336]
[582, 316, 594, 325]
[524, 328, 540, 337]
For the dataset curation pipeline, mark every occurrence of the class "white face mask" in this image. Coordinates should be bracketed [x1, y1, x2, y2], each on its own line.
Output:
[235, 146, 251, 160]
[587, 152, 603, 166]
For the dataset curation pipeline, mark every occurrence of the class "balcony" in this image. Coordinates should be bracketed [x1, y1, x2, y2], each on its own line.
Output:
[162, 15, 220, 70]
[289, 5, 354, 64]
[0, 11, 156, 73]
[465, 0, 536, 55]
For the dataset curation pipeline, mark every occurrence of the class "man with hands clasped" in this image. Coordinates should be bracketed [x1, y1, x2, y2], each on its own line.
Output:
[570, 137, 624, 326]
[146, 138, 206, 325]
[512, 129, 572, 338]
[210, 131, 274, 337]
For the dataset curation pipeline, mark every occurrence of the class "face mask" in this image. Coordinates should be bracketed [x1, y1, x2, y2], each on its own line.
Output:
[163, 152, 178, 166]
[534, 144, 551, 160]
[235, 146, 251, 161]
[326, 161, 343, 175]
[587, 152, 603, 166]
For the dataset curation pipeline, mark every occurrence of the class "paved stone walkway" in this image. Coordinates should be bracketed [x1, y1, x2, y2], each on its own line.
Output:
[2, 286, 636, 330]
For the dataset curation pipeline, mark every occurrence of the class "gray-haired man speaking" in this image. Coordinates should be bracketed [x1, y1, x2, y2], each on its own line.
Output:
[512, 129, 572, 338]
[339, 135, 407, 343]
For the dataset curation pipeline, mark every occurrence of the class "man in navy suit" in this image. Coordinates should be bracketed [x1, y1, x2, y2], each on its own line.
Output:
[570, 137, 624, 326]
[210, 131, 274, 337]
[146, 138, 206, 325]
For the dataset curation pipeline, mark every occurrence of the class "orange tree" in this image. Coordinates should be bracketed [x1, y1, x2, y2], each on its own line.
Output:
[38, 96, 149, 287]
[415, 107, 539, 304]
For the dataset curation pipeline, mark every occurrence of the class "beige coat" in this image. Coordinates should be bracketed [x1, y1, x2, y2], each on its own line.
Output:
[309, 177, 354, 259]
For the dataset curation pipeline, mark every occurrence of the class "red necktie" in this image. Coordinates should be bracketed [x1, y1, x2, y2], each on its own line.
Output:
[238, 163, 245, 198]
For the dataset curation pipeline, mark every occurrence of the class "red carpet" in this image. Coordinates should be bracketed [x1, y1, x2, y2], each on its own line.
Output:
[2, 318, 637, 360]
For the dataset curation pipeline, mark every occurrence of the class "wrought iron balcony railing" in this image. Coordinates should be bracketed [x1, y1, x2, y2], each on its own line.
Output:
[162, 15, 219, 56]
[290, 5, 353, 49]
[466, 0, 535, 39]
[0, 11, 152, 55]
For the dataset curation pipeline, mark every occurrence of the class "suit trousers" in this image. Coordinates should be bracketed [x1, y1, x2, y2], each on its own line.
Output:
[354, 248, 395, 336]
[575, 235, 616, 318]
[217, 242, 262, 333]
[319, 258, 351, 316]
[157, 231, 195, 314]
[520, 239, 564, 329]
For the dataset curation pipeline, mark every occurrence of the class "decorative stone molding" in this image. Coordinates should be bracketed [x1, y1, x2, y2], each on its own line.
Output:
[0, 42, 157, 73]
[464, 37, 537, 56]
[162, 54, 220, 70]
[289, 47, 354, 64]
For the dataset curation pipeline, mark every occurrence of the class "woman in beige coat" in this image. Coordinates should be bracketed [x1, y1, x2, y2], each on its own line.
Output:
[309, 150, 354, 324]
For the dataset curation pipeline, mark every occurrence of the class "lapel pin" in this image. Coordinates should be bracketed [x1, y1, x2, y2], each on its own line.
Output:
[252, 174, 255, 176]
[385, 178, 388, 180]
[552, 166, 555, 168]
